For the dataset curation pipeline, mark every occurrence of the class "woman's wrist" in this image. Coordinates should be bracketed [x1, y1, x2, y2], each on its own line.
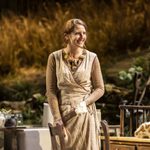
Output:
[84, 99, 88, 106]
[54, 118, 64, 126]
[83, 95, 89, 106]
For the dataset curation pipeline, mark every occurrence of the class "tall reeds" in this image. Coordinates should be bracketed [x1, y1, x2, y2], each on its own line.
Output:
[0, 0, 149, 75]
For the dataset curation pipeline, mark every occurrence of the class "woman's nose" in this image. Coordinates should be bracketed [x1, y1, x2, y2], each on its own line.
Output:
[79, 33, 84, 38]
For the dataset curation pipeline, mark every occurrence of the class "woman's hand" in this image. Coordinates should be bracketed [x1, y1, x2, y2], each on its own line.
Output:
[75, 101, 88, 114]
[55, 119, 68, 138]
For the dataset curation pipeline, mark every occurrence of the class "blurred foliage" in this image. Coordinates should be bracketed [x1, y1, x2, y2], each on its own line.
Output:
[118, 54, 150, 88]
[119, 66, 143, 84]
[22, 93, 46, 125]
[117, 54, 150, 106]
[99, 54, 150, 124]
[0, 67, 45, 101]
[0, 0, 150, 125]
[0, 0, 149, 75]
[97, 83, 131, 125]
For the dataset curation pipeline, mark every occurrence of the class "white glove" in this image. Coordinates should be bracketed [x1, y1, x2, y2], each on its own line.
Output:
[75, 101, 88, 114]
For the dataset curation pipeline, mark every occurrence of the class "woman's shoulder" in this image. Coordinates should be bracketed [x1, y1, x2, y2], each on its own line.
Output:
[47, 49, 63, 62]
[50, 49, 63, 56]
[48, 49, 63, 59]
[85, 49, 97, 58]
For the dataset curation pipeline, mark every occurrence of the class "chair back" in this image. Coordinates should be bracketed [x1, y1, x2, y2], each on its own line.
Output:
[101, 120, 110, 150]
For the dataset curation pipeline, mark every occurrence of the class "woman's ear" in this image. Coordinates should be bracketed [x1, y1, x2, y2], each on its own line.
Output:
[64, 34, 69, 43]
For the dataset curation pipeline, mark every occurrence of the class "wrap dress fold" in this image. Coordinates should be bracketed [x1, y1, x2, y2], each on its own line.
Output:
[46, 49, 104, 150]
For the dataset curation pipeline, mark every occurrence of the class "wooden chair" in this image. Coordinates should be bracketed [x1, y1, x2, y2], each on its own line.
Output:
[101, 120, 110, 150]
[119, 105, 150, 136]
[48, 122, 65, 150]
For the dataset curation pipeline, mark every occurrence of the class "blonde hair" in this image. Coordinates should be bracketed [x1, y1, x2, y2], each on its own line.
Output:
[63, 19, 87, 43]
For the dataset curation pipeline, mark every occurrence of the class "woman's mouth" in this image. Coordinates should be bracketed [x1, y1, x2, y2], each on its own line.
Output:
[77, 39, 85, 44]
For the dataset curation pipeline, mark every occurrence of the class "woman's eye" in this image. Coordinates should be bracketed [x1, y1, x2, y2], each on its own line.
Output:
[74, 32, 86, 35]
[75, 32, 80, 35]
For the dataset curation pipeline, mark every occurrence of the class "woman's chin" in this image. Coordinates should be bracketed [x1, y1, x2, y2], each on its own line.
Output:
[75, 43, 84, 48]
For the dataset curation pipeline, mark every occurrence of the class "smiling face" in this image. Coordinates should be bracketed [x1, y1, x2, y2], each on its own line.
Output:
[68, 24, 87, 48]
[63, 19, 87, 49]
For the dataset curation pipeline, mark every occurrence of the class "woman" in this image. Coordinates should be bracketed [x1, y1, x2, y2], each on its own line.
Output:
[46, 18, 104, 150]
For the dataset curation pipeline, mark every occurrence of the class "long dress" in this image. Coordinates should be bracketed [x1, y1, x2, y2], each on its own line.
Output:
[46, 49, 104, 150]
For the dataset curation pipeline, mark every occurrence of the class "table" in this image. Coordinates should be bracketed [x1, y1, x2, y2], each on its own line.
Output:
[101, 136, 150, 150]
[0, 126, 26, 150]
[17, 128, 52, 150]
[0, 126, 52, 150]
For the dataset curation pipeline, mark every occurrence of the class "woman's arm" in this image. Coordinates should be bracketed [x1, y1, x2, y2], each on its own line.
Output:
[85, 56, 105, 105]
[46, 53, 62, 124]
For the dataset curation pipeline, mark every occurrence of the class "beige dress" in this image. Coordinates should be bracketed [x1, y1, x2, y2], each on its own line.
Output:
[46, 49, 104, 150]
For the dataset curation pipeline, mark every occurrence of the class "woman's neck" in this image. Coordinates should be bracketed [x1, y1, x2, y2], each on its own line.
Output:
[64, 45, 83, 59]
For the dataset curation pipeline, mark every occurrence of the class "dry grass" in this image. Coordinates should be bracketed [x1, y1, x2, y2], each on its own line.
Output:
[0, 0, 149, 75]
